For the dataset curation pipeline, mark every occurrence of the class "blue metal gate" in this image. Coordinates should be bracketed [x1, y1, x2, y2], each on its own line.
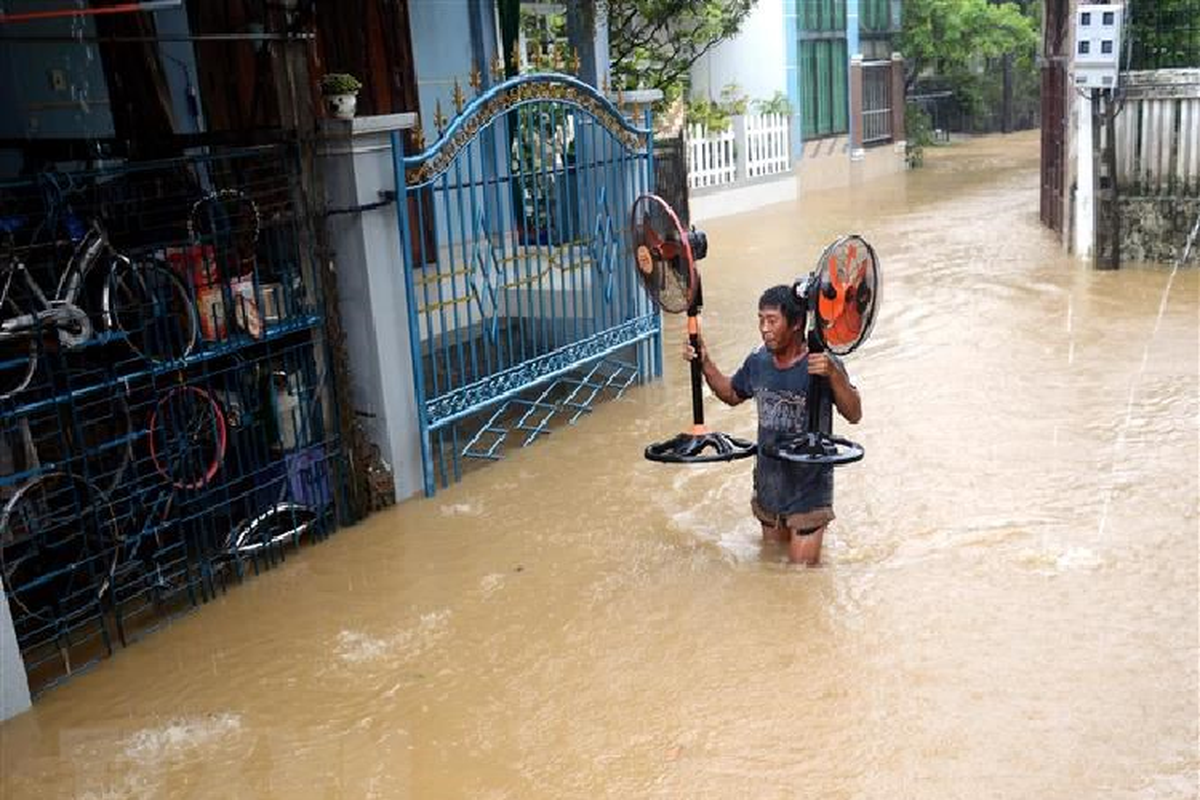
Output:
[390, 74, 661, 495]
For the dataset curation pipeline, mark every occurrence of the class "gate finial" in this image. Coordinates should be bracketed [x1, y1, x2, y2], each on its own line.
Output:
[469, 66, 482, 94]
[569, 49, 581, 76]
[412, 120, 425, 151]
[453, 79, 465, 114]
[434, 100, 447, 134]
[491, 53, 505, 82]
[509, 46, 521, 74]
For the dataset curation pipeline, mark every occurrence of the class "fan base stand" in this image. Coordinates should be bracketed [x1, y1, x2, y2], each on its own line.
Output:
[761, 432, 864, 466]
[644, 431, 756, 464]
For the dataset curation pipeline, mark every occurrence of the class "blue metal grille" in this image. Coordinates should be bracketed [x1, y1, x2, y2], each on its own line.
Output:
[393, 74, 661, 494]
[0, 145, 345, 696]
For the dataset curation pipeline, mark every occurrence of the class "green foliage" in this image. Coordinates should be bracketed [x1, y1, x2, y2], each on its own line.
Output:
[685, 83, 747, 131]
[904, 102, 933, 168]
[519, 8, 572, 72]
[320, 73, 362, 95]
[899, 0, 1038, 93]
[606, 0, 757, 99]
[754, 90, 793, 117]
[1127, 0, 1200, 69]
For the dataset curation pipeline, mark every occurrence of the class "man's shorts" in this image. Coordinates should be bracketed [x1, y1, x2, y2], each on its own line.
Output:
[751, 496, 835, 536]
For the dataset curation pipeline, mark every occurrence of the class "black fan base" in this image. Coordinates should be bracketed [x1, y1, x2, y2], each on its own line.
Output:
[760, 432, 864, 466]
[645, 432, 757, 464]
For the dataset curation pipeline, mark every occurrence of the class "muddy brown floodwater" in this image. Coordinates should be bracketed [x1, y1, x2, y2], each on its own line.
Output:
[2, 131, 1197, 799]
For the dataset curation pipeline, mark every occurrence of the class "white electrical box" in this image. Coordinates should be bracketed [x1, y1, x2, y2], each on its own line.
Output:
[1073, 3, 1124, 89]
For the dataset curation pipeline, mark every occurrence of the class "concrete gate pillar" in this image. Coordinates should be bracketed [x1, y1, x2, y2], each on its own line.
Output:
[319, 114, 425, 503]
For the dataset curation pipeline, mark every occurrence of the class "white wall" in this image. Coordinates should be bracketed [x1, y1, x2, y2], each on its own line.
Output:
[690, 0, 786, 103]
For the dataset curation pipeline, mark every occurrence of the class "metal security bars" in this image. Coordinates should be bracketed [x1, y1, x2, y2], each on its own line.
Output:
[0, 145, 344, 696]
[862, 60, 894, 144]
[393, 74, 659, 495]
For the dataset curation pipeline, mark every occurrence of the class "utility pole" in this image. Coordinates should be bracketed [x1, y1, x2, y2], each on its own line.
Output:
[1093, 89, 1120, 270]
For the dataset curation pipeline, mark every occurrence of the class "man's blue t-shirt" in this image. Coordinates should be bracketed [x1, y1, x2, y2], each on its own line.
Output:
[730, 347, 843, 516]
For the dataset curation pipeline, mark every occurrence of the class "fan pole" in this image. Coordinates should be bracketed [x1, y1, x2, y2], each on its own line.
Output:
[688, 315, 706, 433]
[806, 328, 828, 434]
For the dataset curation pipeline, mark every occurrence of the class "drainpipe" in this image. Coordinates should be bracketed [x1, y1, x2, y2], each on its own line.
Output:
[847, 0, 861, 163]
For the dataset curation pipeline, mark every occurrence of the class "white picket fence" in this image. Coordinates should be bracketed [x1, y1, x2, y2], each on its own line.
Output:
[686, 123, 736, 188]
[744, 113, 791, 178]
[1114, 70, 1200, 195]
[686, 113, 792, 190]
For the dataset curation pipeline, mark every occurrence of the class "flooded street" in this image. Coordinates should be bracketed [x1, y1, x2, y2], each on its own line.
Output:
[2, 131, 1197, 798]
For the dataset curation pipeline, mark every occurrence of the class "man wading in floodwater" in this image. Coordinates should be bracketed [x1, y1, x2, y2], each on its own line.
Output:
[685, 285, 862, 565]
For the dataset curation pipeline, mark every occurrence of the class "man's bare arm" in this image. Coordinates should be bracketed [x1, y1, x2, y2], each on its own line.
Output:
[808, 353, 862, 423]
[684, 336, 746, 407]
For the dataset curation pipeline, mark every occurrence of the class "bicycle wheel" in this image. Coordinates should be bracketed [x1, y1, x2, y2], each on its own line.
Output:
[149, 386, 227, 490]
[225, 502, 315, 556]
[0, 472, 119, 626]
[0, 307, 37, 400]
[0, 250, 39, 400]
[188, 189, 260, 270]
[73, 391, 132, 500]
[3, 394, 130, 501]
[103, 256, 198, 364]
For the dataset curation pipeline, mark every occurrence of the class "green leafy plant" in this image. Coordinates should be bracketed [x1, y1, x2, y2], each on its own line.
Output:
[904, 102, 935, 168]
[754, 90, 793, 117]
[320, 73, 362, 96]
[686, 83, 748, 132]
[607, 0, 756, 103]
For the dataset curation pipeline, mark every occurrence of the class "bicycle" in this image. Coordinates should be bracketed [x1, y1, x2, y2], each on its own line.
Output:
[0, 382, 226, 654]
[1, 380, 318, 656]
[0, 219, 199, 401]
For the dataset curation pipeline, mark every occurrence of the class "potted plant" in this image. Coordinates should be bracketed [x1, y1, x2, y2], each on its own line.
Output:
[321, 73, 362, 119]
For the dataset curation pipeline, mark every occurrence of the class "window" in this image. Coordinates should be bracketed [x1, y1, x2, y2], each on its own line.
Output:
[860, 0, 891, 32]
[799, 0, 845, 32]
[1081, 11, 1092, 25]
[797, 0, 849, 139]
[1102, 11, 1115, 25]
[800, 38, 849, 138]
[1101, 39, 1113, 54]
[1079, 40, 1091, 54]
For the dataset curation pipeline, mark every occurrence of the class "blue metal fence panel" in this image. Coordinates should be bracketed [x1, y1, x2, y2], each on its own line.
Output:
[395, 74, 659, 495]
[0, 145, 346, 696]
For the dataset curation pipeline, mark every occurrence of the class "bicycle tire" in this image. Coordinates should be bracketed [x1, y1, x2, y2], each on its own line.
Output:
[148, 385, 227, 490]
[187, 189, 260, 267]
[225, 502, 315, 556]
[4, 394, 131, 502]
[0, 303, 37, 401]
[0, 471, 119, 625]
[75, 392, 132, 500]
[0, 245, 39, 400]
[102, 256, 198, 364]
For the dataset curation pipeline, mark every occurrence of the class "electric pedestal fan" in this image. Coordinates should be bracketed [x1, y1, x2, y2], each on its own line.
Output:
[632, 194, 755, 464]
[762, 234, 881, 465]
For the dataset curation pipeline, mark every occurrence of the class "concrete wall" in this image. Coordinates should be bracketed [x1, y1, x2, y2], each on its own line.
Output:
[794, 135, 905, 193]
[409, 0, 499, 147]
[691, 0, 786, 104]
[1116, 197, 1200, 264]
[1, 583, 32, 722]
[0, 7, 114, 141]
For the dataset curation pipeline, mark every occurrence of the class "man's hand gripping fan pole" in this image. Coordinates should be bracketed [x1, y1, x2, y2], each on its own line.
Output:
[762, 235, 881, 465]
[631, 194, 756, 463]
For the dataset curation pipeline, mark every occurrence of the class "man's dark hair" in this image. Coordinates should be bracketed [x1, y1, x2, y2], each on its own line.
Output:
[759, 284, 802, 326]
